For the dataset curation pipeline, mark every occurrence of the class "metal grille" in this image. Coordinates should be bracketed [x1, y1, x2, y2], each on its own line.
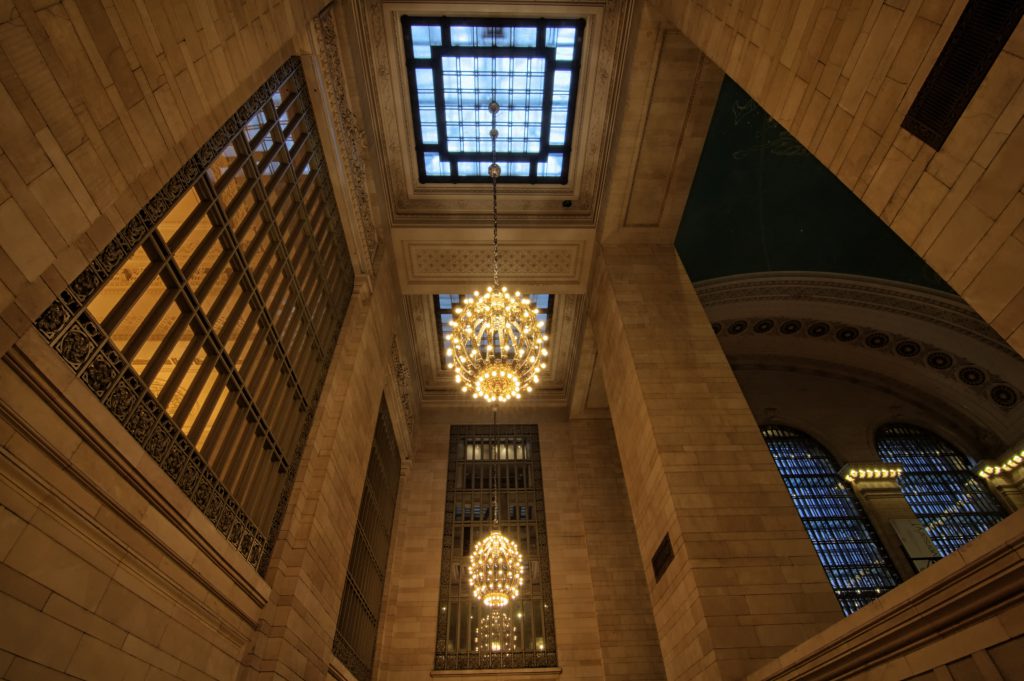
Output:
[32, 57, 354, 572]
[876, 423, 1005, 557]
[902, 0, 1024, 150]
[333, 400, 402, 681]
[434, 293, 552, 364]
[402, 17, 584, 183]
[761, 426, 901, 615]
[435, 425, 557, 669]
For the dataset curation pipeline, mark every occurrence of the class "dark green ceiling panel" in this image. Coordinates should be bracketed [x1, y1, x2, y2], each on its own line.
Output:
[675, 77, 952, 293]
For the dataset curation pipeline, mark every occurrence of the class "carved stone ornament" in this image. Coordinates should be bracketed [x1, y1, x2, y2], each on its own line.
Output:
[312, 6, 379, 271]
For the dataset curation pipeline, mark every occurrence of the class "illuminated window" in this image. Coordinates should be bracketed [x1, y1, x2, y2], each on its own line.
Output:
[435, 293, 552, 364]
[875, 424, 1005, 557]
[435, 425, 557, 669]
[334, 401, 402, 681]
[761, 426, 901, 615]
[402, 17, 584, 183]
[33, 58, 354, 572]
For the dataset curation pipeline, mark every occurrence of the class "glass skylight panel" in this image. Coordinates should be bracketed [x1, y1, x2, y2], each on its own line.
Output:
[402, 17, 584, 183]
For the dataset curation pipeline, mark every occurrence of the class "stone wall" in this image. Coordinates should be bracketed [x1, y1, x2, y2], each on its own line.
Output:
[0, 0, 327, 357]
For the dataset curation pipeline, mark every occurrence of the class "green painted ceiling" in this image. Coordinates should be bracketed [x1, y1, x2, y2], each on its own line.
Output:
[675, 77, 952, 293]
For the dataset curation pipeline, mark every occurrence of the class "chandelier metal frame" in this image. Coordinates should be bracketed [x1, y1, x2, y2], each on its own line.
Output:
[445, 100, 549, 403]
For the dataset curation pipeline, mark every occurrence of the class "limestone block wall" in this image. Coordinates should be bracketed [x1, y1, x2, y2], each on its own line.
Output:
[648, 0, 1024, 357]
[589, 245, 842, 680]
[376, 412, 664, 681]
[0, 0, 326, 357]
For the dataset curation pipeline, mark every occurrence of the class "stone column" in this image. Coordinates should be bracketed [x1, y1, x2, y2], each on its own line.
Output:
[589, 244, 841, 681]
[846, 476, 934, 580]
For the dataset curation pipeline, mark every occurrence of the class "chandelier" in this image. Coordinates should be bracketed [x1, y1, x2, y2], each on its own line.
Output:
[445, 100, 549, 403]
[474, 610, 517, 652]
[467, 431, 525, 609]
[468, 528, 525, 607]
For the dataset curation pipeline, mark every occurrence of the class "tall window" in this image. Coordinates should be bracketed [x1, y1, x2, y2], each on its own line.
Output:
[334, 401, 402, 681]
[875, 424, 1005, 557]
[33, 57, 354, 572]
[436, 425, 557, 669]
[761, 426, 901, 615]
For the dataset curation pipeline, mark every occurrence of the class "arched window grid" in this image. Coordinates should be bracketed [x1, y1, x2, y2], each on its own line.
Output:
[875, 423, 1005, 558]
[761, 425, 901, 615]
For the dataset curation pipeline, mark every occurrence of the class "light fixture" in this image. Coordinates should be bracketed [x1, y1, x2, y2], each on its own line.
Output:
[977, 449, 1024, 478]
[473, 609, 517, 653]
[467, 425, 525, 608]
[446, 100, 549, 403]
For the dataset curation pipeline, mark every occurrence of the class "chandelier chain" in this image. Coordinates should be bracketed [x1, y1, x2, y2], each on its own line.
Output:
[490, 101, 500, 287]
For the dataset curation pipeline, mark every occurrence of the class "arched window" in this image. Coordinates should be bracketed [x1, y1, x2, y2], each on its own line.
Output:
[761, 425, 901, 615]
[875, 424, 1005, 557]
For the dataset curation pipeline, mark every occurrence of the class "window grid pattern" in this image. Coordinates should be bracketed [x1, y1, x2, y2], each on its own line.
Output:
[402, 17, 584, 183]
[334, 401, 402, 681]
[876, 424, 1005, 557]
[434, 294, 552, 364]
[436, 425, 557, 669]
[761, 426, 901, 615]
[33, 57, 354, 572]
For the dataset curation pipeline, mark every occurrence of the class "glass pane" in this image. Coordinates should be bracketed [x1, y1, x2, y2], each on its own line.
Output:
[762, 425, 901, 615]
[876, 424, 1005, 557]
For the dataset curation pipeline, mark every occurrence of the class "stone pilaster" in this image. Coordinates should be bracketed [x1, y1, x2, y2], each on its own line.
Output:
[589, 244, 841, 680]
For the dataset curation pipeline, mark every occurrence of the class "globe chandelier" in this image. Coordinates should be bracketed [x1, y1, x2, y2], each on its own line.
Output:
[474, 609, 517, 652]
[445, 99, 549, 403]
[467, 425, 525, 609]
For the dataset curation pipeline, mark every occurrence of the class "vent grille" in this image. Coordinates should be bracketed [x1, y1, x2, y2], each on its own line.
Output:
[902, 0, 1024, 150]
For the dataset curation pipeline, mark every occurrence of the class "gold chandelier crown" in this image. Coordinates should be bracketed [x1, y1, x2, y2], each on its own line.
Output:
[446, 100, 549, 403]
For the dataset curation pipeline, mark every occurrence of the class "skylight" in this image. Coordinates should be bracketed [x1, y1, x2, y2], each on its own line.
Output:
[402, 17, 584, 183]
[435, 293, 553, 363]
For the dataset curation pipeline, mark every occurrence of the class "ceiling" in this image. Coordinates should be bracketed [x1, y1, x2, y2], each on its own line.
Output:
[674, 77, 953, 293]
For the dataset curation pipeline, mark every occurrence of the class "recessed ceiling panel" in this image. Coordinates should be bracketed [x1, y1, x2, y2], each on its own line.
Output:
[401, 16, 584, 183]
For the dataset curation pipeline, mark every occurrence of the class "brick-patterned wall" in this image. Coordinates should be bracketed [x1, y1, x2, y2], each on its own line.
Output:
[0, 0, 326, 356]
[0, 329, 268, 679]
[376, 414, 665, 680]
[648, 0, 1024, 357]
[569, 419, 666, 681]
[589, 244, 841, 680]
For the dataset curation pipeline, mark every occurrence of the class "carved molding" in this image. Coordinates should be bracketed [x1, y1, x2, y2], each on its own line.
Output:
[313, 6, 379, 270]
[712, 316, 1022, 412]
[390, 337, 415, 435]
[695, 273, 1016, 357]
[394, 229, 594, 293]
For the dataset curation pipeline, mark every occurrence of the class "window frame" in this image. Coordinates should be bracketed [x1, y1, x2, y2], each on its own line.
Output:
[875, 423, 1006, 558]
[401, 16, 585, 184]
[761, 425, 902, 615]
[434, 424, 558, 670]
[33, 57, 354, 573]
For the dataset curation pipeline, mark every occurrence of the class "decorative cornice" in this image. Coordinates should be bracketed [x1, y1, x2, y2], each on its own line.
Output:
[695, 273, 1016, 357]
[712, 315, 1022, 411]
[313, 6, 379, 270]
